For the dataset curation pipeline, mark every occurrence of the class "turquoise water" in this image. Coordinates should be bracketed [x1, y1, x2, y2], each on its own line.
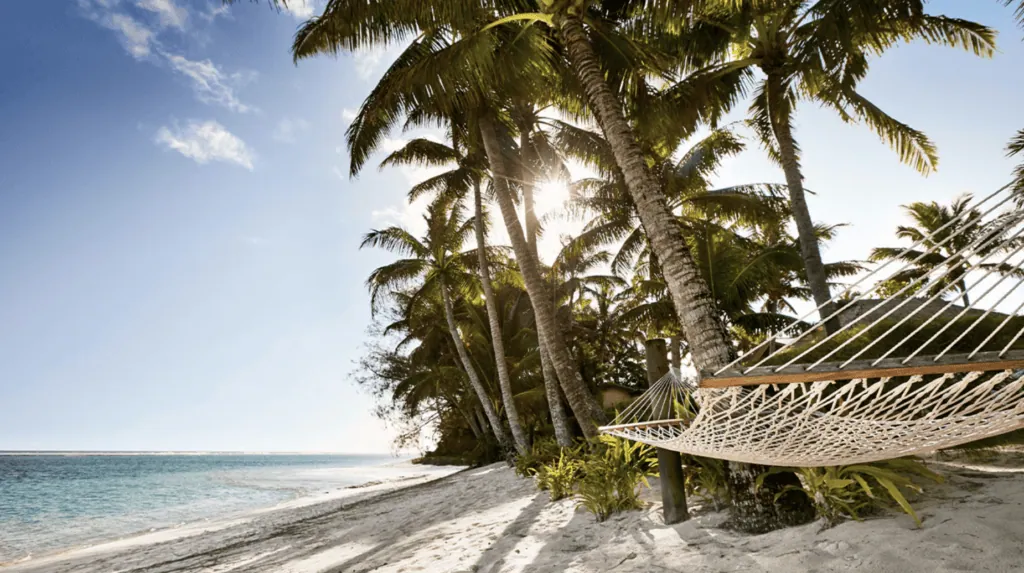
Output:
[0, 454, 401, 563]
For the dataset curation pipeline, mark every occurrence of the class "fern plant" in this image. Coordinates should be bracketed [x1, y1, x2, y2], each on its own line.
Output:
[758, 459, 943, 527]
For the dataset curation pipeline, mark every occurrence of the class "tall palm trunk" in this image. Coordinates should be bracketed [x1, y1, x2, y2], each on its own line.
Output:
[479, 115, 607, 438]
[439, 277, 511, 450]
[958, 278, 971, 307]
[518, 132, 574, 447]
[539, 345, 573, 446]
[670, 336, 682, 371]
[766, 78, 838, 333]
[473, 182, 530, 455]
[557, 15, 810, 532]
[557, 16, 732, 374]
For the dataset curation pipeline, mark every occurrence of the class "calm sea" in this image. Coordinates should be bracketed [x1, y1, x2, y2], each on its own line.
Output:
[0, 453, 412, 564]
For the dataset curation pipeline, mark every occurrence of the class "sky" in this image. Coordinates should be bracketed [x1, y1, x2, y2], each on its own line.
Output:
[0, 1, 1022, 452]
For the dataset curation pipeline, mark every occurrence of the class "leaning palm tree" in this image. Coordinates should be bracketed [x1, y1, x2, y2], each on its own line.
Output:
[1009, 129, 1024, 196]
[490, 3, 741, 375]
[379, 134, 534, 454]
[361, 200, 513, 452]
[870, 195, 1024, 306]
[1002, 3, 1024, 194]
[688, 0, 995, 329]
[320, 19, 608, 437]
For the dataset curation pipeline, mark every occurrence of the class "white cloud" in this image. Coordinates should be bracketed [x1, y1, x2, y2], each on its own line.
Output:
[201, 4, 231, 22]
[341, 108, 358, 124]
[163, 53, 256, 113]
[380, 137, 408, 153]
[283, 0, 316, 19]
[273, 117, 310, 144]
[155, 120, 255, 169]
[135, 0, 188, 30]
[101, 12, 156, 59]
[371, 196, 430, 237]
[353, 46, 384, 80]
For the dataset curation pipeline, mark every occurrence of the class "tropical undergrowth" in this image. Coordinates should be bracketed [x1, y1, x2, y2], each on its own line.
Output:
[757, 459, 944, 527]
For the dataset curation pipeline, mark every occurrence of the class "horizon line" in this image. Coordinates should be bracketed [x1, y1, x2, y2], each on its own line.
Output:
[0, 450, 403, 456]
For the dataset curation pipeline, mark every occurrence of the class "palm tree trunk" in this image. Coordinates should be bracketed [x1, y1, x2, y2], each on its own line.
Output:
[473, 182, 530, 455]
[517, 132, 575, 447]
[521, 133, 541, 256]
[556, 16, 732, 375]
[766, 79, 838, 333]
[479, 115, 607, 438]
[539, 344, 574, 446]
[461, 402, 483, 439]
[474, 403, 491, 437]
[557, 15, 811, 532]
[958, 278, 971, 307]
[439, 278, 511, 450]
[670, 336, 682, 371]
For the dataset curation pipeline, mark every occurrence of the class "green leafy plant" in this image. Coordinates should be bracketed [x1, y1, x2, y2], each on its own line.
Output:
[758, 459, 943, 527]
[577, 435, 658, 522]
[514, 437, 562, 478]
[683, 455, 730, 511]
[534, 449, 584, 501]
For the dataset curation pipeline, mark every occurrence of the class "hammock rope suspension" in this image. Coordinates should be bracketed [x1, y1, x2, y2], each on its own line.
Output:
[601, 184, 1024, 466]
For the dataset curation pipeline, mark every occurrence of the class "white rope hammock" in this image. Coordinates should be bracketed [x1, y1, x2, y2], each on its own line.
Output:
[601, 185, 1024, 467]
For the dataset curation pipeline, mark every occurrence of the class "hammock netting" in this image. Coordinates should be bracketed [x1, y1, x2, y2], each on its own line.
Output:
[601, 185, 1024, 467]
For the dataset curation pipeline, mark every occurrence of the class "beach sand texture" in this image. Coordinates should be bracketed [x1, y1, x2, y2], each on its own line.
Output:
[5, 460, 1024, 573]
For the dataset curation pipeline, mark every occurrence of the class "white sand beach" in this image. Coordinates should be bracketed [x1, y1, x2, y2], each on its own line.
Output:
[5, 455, 1024, 573]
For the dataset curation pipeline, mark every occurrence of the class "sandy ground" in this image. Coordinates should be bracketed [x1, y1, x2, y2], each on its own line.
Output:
[5, 456, 1024, 573]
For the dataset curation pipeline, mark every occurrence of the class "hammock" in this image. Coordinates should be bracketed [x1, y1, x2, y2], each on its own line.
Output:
[601, 185, 1024, 467]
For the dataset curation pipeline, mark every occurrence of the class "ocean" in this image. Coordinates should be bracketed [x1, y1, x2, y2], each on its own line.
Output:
[0, 453, 413, 564]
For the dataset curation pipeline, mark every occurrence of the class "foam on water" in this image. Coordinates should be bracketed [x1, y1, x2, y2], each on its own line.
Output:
[0, 454, 404, 563]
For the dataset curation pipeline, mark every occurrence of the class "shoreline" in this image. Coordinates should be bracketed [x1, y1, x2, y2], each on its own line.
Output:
[5, 458, 1024, 572]
[0, 460, 464, 570]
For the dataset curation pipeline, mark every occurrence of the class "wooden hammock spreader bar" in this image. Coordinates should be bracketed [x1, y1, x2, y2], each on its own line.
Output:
[599, 418, 688, 432]
[701, 349, 1024, 388]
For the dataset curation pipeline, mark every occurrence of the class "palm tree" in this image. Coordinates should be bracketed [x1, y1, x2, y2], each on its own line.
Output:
[361, 200, 513, 452]
[230, 0, 794, 527]
[688, 0, 995, 330]
[279, 4, 609, 437]
[510, 101, 577, 447]
[379, 135, 533, 454]
[870, 195, 1024, 306]
[515, 4, 740, 375]
[1009, 130, 1024, 196]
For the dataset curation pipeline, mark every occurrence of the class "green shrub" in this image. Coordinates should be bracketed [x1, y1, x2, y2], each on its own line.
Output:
[577, 436, 658, 522]
[534, 449, 583, 501]
[683, 455, 730, 510]
[758, 459, 943, 527]
[514, 437, 562, 478]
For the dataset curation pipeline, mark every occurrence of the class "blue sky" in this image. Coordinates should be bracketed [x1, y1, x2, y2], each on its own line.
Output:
[0, 0, 1022, 452]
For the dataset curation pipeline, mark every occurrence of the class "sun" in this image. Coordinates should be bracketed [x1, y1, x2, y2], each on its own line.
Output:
[534, 179, 571, 218]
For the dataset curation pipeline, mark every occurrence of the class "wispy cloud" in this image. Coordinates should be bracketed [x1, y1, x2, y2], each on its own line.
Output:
[353, 46, 384, 80]
[93, 11, 157, 59]
[79, 0, 255, 113]
[371, 197, 430, 237]
[341, 108, 358, 124]
[273, 117, 310, 144]
[155, 120, 254, 169]
[200, 4, 231, 22]
[282, 0, 316, 19]
[135, 0, 188, 30]
[163, 53, 256, 113]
